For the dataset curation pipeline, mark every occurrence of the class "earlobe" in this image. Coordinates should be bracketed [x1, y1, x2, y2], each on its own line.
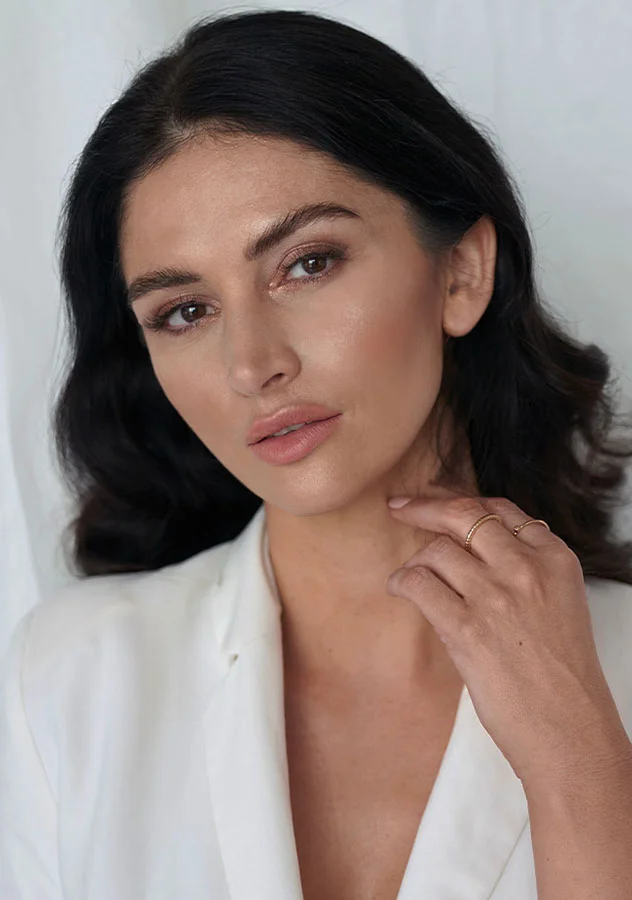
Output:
[441, 215, 497, 339]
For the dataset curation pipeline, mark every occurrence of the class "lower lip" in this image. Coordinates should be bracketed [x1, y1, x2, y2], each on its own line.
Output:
[249, 415, 342, 465]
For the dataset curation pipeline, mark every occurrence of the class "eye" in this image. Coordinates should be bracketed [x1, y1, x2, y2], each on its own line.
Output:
[142, 300, 215, 335]
[281, 248, 344, 281]
[141, 245, 347, 336]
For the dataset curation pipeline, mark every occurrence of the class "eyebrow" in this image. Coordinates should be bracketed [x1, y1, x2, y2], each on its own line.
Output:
[125, 201, 361, 307]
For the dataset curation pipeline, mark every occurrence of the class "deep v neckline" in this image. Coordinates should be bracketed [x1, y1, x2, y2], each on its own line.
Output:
[282, 661, 467, 900]
[201, 505, 530, 900]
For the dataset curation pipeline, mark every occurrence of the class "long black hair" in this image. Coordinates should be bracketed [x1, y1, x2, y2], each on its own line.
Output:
[53, 8, 632, 582]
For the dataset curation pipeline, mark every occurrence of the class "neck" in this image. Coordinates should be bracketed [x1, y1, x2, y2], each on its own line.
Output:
[264, 444, 477, 694]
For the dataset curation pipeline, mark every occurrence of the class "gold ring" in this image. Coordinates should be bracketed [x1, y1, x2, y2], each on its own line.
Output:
[463, 514, 502, 552]
[512, 518, 550, 537]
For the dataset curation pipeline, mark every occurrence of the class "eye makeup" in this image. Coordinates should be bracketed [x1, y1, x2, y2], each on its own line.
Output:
[140, 244, 348, 336]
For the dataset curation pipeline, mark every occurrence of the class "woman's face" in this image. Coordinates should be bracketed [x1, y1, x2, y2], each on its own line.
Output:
[120, 133, 491, 513]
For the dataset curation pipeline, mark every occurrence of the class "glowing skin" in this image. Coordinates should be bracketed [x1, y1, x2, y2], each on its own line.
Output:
[121, 132, 497, 695]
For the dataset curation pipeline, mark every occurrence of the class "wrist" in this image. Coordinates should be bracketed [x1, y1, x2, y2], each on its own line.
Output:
[520, 722, 632, 801]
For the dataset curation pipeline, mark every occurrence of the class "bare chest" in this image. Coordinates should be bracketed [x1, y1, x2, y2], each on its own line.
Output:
[284, 675, 463, 900]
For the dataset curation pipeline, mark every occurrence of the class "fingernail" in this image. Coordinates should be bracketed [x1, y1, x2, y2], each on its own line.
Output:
[385, 569, 401, 589]
[388, 496, 412, 508]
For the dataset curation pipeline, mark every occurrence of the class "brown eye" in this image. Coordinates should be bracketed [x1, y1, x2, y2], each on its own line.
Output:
[142, 299, 217, 335]
[143, 246, 347, 337]
[177, 303, 207, 324]
[300, 254, 329, 275]
[282, 247, 346, 282]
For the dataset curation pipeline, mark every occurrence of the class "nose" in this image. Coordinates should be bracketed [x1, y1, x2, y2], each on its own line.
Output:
[223, 304, 300, 396]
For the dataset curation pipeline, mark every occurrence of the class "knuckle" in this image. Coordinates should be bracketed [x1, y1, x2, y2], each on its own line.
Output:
[401, 565, 433, 590]
[487, 588, 513, 615]
[425, 534, 454, 557]
[455, 613, 487, 643]
[552, 542, 582, 573]
[537, 535, 576, 568]
[447, 497, 485, 519]
[540, 539, 565, 560]
[485, 497, 518, 516]
[510, 560, 535, 589]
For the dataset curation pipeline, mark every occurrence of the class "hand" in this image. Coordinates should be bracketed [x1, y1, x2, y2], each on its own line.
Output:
[385, 492, 629, 786]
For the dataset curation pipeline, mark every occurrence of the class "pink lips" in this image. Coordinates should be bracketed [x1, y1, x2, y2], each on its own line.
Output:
[248, 414, 342, 465]
[246, 403, 341, 445]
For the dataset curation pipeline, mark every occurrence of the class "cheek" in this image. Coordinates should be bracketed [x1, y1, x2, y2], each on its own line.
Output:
[368, 303, 437, 366]
[343, 288, 443, 405]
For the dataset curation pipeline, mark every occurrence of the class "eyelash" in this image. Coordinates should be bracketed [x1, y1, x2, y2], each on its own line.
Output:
[141, 245, 348, 336]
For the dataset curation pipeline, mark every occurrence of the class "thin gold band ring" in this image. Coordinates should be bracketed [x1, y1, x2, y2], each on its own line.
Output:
[464, 514, 550, 553]
[463, 514, 502, 552]
[511, 518, 550, 537]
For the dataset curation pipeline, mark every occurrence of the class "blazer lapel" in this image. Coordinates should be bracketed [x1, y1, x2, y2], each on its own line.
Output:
[202, 505, 304, 900]
[202, 505, 531, 900]
[396, 682, 530, 899]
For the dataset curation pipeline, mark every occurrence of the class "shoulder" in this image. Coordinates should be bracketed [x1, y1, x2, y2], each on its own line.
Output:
[13, 538, 235, 694]
[0, 538, 237, 830]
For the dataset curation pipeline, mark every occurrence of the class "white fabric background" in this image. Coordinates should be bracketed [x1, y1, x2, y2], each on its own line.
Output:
[2, 0, 631, 660]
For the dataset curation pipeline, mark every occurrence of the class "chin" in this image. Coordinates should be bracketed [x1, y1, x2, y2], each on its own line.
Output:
[262, 484, 357, 518]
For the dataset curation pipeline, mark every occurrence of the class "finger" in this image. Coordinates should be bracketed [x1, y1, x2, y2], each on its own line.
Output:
[386, 562, 467, 644]
[399, 533, 489, 603]
[481, 497, 557, 549]
[388, 495, 553, 565]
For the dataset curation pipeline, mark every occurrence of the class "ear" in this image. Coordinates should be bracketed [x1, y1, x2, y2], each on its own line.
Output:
[442, 215, 497, 339]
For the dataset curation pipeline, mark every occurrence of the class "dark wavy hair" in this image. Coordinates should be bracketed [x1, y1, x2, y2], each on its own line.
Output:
[52, 7, 632, 582]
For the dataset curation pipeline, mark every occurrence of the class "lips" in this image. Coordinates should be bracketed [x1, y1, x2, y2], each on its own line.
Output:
[246, 404, 341, 445]
[257, 422, 311, 442]
[249, 414, 342, 464]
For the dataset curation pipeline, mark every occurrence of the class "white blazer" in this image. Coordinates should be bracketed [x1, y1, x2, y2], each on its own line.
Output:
[1, 503, 632, 900]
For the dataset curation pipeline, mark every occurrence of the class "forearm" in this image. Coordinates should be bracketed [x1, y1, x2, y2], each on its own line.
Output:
[524, 726, 632, 900]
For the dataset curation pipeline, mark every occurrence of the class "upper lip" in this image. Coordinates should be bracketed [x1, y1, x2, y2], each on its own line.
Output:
[247, 404, 341, 445]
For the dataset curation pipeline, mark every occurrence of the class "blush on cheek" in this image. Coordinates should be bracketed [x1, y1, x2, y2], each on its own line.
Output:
[366, 307, 444, 429]
[365, 302, 440, 371]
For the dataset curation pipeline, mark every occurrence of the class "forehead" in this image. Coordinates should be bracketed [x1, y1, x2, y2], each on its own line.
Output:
[119, 134, 397, 275]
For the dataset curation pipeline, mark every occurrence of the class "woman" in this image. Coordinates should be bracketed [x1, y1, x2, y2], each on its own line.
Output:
[1, 8, 632, 899]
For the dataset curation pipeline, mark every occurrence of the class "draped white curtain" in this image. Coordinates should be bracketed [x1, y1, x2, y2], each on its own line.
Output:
[2, 0, 631, 660]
